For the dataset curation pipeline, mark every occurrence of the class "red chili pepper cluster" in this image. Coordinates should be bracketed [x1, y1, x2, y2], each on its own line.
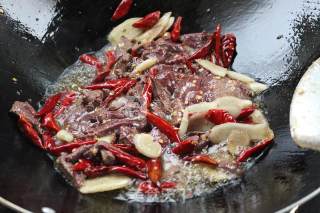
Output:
[85, 78, 137, 105]
[54, 91, 76, 117]
[36, 93, 62, 117]
[93, 51, 116, 83]
[80, 51, 117, 84]
[42, 112, 61, 132]
[133, 11, 160, 29]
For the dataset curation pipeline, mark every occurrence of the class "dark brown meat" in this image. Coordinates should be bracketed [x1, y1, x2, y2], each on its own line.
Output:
[10, 101, 40, 126]
[149, 63, 251, 125]
[180, 32, 211, 52]
[118, 126, 138, 144]
[141, 38, 187, 64]
[56, 92, 146, 139]
[55, 145, 92, 187]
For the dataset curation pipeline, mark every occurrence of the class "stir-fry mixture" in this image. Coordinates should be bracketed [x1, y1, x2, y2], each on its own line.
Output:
[10, 4, 274, 201]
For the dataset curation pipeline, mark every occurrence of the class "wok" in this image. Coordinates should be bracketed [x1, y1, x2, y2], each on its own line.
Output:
[1, 0, 320, 212]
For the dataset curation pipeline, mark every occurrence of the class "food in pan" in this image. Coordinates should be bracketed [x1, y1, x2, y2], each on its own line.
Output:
[10, 10, 274, 201]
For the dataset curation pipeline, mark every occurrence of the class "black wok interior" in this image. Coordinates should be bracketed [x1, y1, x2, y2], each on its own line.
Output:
[1, 0, 320, 212]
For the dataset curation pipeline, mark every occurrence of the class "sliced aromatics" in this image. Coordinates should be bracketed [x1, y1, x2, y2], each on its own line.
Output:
[160, 17, 175, 36]
[136, 12, 172, 44]
[226, 71, 255, 83]
[208, 122, 274, 144]
[134, 133, 162, 158]
[200, 165, 231, 182]
[179, 96, 252, 137]
[227, 129, 250, 155]
[97, 134, 115, 143]
[132, 58, 158, 75]
[108, 18, 144, 45]
[79, 174, 131, 194]
[248, 82, 268, 94]
[56, 129, 74, 143]
[196, 59, 228, 77]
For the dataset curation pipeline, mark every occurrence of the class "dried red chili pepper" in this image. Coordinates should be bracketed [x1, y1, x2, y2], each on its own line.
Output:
[79, 54, 100, 66]
[221, 33, 236, 68]
[109, 166, 147, 179]
[160, 181, 177, 189]
[133, 11, 160, 29]
[149, 66, 158, 78]
[145, 111, 181, 143]
[42, 112, 60, 132]
[49, 140, 97, 156]
[100, 143, 146, 170]
[111, 0, 133, 21]
[183, 154, 218, 166]
[84, 78, 130, 90]
[237, 139, 273, 163]
[236, 106, 255, 121]
[103, 79, 137, 105]
[93, 50, 116, 83]
[171, 16, 182, 42]
[171, 139, 197, 155]
[142, 78, 153, 109]
[42, 131, 55, 150]
[83, 165, 109, 178]
[188, 35, 214, 61]
[73, 159, 93, 171]
[147, 158, 162, 184]
[36, 93, 62, 117]
[113, 144, 139, 154]
[205, 109, 236, 125]
[185, 58, 196, 74]
[138, 181, 177, 194]
[18, 115, 43, 149]
[54, 92, 76, 117]
[85, 165, 147, 179]
[213, 24, 223, 66]
[138, 181, 160, 194]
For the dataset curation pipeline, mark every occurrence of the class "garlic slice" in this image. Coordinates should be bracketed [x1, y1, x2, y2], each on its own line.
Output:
[134, 133, 162, 158]
[79, 175, 131, 194]
[227, 129, 250, 155]
[227, 71, 255, 83]
[195, 59, 228, 77]
[97, 134, 115, 143]
[178, 96, 252, 137]
[56, 129, 74, 143]
[107, 18, 144, 45]
[248, 82, 268, 94]
[208, 122, 274, 144]
[132, 58, 158, 75]
[136, 12, 172, 44]
[160, 17, 175, 36]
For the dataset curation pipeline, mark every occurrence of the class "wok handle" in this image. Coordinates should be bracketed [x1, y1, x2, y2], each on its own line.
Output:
[275, 186, 320, 213]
